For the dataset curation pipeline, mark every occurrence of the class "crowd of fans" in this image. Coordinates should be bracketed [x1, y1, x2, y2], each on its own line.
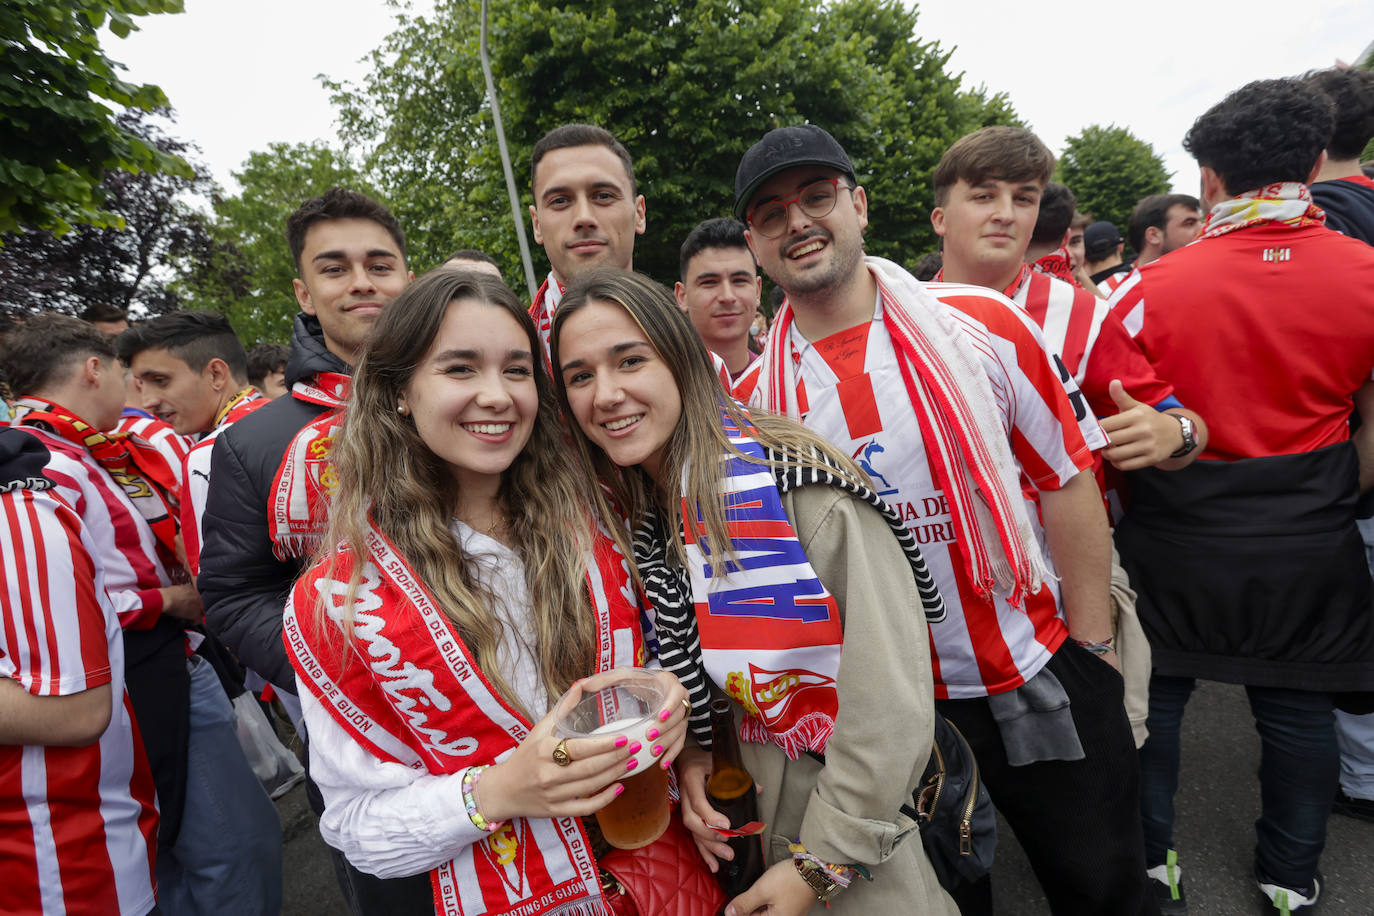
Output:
[2, 65, 1373, 916]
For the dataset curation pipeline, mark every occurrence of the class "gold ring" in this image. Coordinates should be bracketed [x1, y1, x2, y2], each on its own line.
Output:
[552, 738, 572, 767]
[681, 698, 692, 714]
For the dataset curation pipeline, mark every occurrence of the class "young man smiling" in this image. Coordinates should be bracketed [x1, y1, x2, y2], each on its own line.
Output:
[527, 124, 646, 357]
[675, 217, 763, 380]
[732, 124, 1154, 914]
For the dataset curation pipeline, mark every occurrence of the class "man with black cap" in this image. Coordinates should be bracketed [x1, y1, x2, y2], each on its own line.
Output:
[1084, 220, 1131, 294]
[728, 125, 1156, 914]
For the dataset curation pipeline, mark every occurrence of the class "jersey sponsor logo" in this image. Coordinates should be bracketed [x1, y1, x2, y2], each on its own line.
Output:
[853, 439, 896, 495]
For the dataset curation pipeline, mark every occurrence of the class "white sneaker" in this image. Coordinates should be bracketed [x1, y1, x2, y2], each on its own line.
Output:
[1256, 868, 1321, 914]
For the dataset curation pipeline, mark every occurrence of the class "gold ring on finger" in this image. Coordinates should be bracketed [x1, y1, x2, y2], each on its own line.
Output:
[552, 738, 573, 767]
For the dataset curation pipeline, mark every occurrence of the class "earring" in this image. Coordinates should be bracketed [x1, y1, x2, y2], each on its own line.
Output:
[397, 404, 408, 415]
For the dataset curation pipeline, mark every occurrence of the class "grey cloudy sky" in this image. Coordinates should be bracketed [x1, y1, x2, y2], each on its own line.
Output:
[114, 0, 1371, 198]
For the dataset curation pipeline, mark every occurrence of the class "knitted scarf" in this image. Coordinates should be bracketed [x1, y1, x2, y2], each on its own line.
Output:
[269, 371, 351, 559]
[14, 397, 181, 560]
[1030, 247, 1078, 286]
[1199, 182, 1326, 240]
[752, 257, 1051, 606]
[285, 517, 642, 915]
[635, 409, 945, 750]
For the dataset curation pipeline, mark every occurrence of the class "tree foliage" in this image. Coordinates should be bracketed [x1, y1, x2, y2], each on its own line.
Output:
[326, 0, 1019, 290]
[0, 109, 214, 319]
[1057, 125, 1171, 238]
[1, 0, 191, 234]
[177, 142, 378, 346]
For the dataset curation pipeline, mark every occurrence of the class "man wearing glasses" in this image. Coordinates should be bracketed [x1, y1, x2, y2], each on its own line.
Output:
[732, 125, 1155, 914]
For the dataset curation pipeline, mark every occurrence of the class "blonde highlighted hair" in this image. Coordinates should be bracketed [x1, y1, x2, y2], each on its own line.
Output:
[549, 267, 872, 567]
[318, 269, 598, 719]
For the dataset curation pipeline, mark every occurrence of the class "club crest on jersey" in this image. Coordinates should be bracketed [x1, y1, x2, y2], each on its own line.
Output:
[1261, 247, 1291, 263]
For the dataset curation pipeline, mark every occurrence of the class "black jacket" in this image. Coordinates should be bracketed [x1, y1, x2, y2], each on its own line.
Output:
[198, 315, 349, 691]
[1311, 177, 1374, 247]
[1116, 442, 1374, 696]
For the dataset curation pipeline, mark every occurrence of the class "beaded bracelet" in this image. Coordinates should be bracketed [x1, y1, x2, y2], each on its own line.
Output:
[1074, 634, 1116, 656]
[461, 765, 506, 833]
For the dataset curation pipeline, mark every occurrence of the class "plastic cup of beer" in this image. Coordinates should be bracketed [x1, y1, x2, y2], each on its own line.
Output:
[553, 668, 671, 850]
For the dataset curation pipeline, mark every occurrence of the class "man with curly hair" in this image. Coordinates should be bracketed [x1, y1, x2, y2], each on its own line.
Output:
[1109, 78, 1374, 914]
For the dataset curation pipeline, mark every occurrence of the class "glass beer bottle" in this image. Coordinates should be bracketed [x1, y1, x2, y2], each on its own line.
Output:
[706, 698, 765, 898]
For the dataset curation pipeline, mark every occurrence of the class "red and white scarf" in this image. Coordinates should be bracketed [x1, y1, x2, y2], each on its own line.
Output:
[270, 371, 351, 559]
[681, 411, 843, 758]
[1030, 247, 1079, 287]
[285, 517, 642, 915]
[529, 273, 565, 369]
[215, 386, 265, 429]
[1200, 182, 1326, 239]
[751, 257, 1050, 604]
[14, 397, 182, 562]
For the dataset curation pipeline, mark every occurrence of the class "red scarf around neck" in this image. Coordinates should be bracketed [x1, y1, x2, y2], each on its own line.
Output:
[270, 371, 351, 559]
[16, 397, 182, 561]
[285, 515, 642, 915]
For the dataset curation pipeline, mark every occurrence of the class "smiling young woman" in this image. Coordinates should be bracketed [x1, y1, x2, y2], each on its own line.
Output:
[551, 268, 958, 916]
[282, 269, 690, 916]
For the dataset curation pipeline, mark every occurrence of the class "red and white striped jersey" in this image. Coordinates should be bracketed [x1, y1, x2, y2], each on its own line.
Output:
[15, 427, 178, 631]
[736, 282, 1100, 698]
[115, 411, 193, 490]
[180, 391, 267, 576]
[0, 486, 159, 916]
[1096, 269, 1131, 298]
[1005, 266, 1175, 418]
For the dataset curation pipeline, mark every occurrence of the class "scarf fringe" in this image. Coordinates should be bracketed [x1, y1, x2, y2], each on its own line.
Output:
[740, 712, 835, 761]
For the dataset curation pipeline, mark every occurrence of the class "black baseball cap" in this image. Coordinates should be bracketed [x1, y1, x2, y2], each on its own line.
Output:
[733, 125, 857, 219]
[1083, 221, 1124, 259]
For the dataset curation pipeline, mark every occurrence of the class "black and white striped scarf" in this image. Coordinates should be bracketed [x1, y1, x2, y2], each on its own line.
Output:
[634, 443, 945, 747]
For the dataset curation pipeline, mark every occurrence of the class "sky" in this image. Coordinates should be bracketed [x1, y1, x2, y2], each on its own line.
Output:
[112, 0, 1373, 199]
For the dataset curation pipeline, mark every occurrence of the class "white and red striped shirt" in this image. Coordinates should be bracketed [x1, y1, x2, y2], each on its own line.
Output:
[1096, 269, 1131, 298]
[0, 486, 159, 916]
[1004, 266, 1175, 418]
[15, 426, 179, 631]
[180, 389, 267, 576]
[736, 280, 1100, 698]
[115, 410, 193, 490]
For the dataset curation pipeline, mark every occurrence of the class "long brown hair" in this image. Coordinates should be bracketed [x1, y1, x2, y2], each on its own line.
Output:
[319, 269, 597, 718]
[549, 267, 872, 568]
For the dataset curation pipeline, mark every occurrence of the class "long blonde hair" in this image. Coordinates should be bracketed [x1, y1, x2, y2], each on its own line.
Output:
[319, 269, 597, 719]
[549, 267, 872, 568]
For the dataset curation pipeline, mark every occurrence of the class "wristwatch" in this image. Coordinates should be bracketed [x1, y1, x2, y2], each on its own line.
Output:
[794, 858, 843, 902]
[1169, 414, 1198, 458]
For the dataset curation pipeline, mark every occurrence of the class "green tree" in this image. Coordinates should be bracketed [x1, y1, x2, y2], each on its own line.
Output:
[1057, 125, 1171, 241]
[178, 142, 379, 345]
[327, 0, 1018, 289]
[0, 109, 214, 318]
[1, 0, 191, 234]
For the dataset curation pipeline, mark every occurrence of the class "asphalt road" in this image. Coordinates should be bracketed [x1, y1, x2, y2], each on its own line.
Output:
[277, 681, 1374, 915]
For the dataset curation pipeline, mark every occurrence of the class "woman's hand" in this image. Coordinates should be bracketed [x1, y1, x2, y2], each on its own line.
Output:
[724, 859, 818, 916]
[477, 705, 632, 823]
[676, 746, 736, 871]
[642, 668, 690, 769]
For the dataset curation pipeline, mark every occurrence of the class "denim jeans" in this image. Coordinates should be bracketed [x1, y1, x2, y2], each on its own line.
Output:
[1138, 674, 1339, 890]
[156, 655, 284, 915]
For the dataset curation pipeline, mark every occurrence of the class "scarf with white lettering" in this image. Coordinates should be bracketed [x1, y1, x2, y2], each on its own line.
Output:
[637, 408, 945, 751]
[751, 257, 1050, 605]
[269, 371, 351, 559]
[675, 410, 844, 758]
[284, 516, 642, 916]
[14, 397, 181, 561]
[1199, 182, 1326, 240]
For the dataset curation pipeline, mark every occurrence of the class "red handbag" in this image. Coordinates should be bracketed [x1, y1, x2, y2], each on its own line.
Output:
[599, 817, 728, 916]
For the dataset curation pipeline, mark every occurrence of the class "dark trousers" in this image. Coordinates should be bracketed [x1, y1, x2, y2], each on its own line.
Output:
[1138, 675, 1339, 891]
[938, 642, 1158, 916]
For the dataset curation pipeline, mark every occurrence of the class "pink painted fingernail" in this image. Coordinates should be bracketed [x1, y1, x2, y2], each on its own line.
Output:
[627, 741, 642, 755]
[659, 709, 672, 722]
[661, 758, 672, 770]
[651, 744, 664, 757]
[645, 728, 660, 740]
[614, 736, 628, 748]
[626, 759, 638, 772]
[614, 783, 625, 796]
